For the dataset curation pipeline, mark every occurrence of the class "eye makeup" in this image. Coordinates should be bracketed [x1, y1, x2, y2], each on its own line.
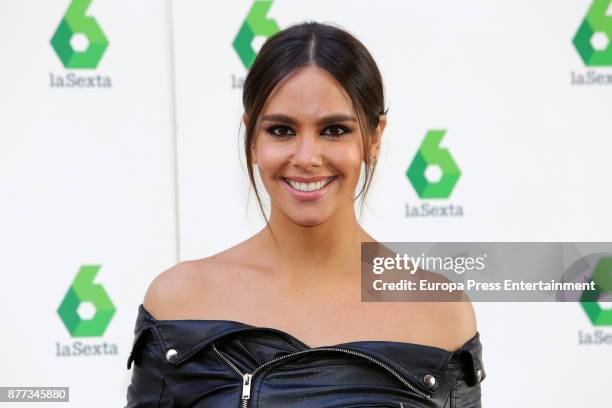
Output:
[264, 124, 352, 139]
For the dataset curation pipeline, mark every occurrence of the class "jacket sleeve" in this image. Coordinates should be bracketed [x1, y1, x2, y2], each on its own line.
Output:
[125, 328, 175, 407]
[449, 370, 482, 408]
[446, 343, 486, 408]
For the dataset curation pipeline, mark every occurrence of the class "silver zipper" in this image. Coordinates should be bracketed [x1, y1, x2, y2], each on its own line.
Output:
[212, 342, 432, 408]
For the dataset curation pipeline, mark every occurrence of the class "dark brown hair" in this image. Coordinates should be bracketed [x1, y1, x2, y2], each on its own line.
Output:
[241, 21, 388, 226]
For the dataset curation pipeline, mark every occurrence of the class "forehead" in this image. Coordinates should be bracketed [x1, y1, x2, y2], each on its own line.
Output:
[261, 65, 355, 119]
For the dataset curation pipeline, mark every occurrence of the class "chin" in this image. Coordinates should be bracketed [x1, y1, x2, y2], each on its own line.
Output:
[286, 210, 331, 228]
[292, 216, 328, 228]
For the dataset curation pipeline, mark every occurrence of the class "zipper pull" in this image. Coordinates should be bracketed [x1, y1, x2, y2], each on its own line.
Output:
[241, 373, 253, 400]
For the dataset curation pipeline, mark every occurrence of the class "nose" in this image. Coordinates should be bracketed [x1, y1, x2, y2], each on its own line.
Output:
[291, 131, 322, 170]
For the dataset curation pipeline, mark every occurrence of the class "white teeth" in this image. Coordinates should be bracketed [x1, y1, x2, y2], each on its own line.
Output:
[286, 177, 334, 192]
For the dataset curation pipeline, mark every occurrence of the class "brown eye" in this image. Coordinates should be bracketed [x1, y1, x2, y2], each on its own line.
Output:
[266, 126, 295, 137]
[322, 125, 351, 138]
[265, 125, 351, 139]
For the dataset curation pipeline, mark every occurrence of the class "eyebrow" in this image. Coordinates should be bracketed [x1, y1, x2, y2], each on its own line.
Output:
[261, 113, 357, 126]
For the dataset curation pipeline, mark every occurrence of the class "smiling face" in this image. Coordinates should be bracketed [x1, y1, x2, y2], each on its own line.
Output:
[249, 65, 384, 227]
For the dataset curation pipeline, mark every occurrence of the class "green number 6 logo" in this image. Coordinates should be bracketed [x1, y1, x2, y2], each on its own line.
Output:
[50, 0, 109, 69]
[580, 257, 612, 326]
[57, 265, 116, 337]
[406, 130, 461, 199]
[573, 0, 612, 66]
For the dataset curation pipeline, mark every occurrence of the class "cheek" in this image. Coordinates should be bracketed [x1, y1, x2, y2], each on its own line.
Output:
[329, 144, 363, 176]
[255, 144, 286, 176]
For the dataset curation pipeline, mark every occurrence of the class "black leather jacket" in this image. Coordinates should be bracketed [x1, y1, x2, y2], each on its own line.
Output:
[126, 304, 485, 407]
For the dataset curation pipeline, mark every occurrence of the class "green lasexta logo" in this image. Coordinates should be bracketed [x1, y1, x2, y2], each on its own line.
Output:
[580, 257, 612, 326]
[50, 0, 109, 69]
[406, 130, 461, 199]
[57, 265, 116, 337]
[573, 0, 612, 66]
[233, 0, 280, 69]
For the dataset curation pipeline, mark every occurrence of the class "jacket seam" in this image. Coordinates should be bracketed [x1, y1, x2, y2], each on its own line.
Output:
[442, 384, 451, 408]
[148, 331, 175, 406]
[434, 355, 448, 384]
[141, 336, 166, 408]
[256, 368, 266, 408]
[157, 376, 165, 407]
[151, 325, 169, 357]
[452, 373, 457, 408]
[160, 376, 176, 407]
[162, 365, 176, 403]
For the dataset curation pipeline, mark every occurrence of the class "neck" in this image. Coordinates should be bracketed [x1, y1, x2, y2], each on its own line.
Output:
[257, 203, 375, 285]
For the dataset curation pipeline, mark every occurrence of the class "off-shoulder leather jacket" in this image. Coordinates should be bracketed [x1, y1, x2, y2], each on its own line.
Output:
[125, 304, 485, 407]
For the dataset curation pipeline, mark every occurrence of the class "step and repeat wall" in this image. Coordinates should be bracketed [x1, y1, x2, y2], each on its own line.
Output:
[1, 0, 611, 406]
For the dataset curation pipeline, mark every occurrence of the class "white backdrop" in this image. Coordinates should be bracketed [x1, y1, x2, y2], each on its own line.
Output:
[1, 0, 611, 406]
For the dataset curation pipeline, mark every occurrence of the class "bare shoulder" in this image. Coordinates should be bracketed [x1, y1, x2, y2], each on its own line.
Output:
[426, 295, 478, 351]
[397, 269, 478, 352]
[142, 256, 230, 320]
[389, 297, 477, 352]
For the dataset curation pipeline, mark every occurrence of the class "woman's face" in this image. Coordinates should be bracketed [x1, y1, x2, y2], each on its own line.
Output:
[250, 65, 384, 227]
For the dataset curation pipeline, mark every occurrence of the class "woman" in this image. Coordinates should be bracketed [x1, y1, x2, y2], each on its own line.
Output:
[126, 21, 485, 407]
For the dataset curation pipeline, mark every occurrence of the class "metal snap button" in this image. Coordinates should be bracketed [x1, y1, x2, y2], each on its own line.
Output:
[423, 374, 436, 389]
[475, 368, 483, 383]
[165, 348, 178, 363]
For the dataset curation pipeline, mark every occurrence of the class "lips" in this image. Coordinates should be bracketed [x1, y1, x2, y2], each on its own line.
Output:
[283, 176, 335, 190]
[283, 176, 335, 183]
[281, 176, 338, 201]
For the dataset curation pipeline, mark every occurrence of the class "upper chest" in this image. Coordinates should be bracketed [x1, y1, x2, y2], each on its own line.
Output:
[188, 264, 442, 349]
